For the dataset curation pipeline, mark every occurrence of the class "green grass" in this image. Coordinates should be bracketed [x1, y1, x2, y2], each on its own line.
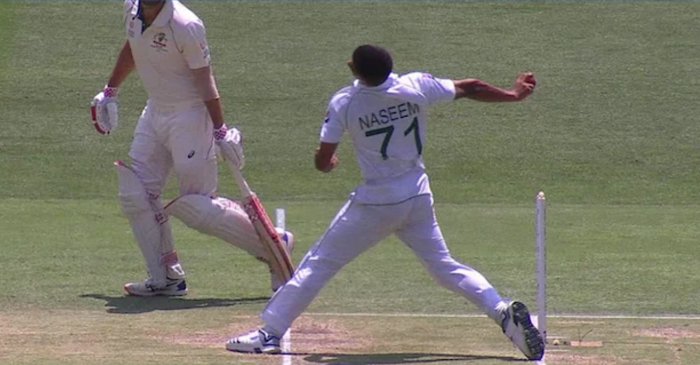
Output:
[2, 1, 700, 204]
[2, 199, 698, 315]
[0, 1, 699, 364]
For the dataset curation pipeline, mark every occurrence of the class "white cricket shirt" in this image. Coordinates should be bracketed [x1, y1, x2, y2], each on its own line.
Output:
[321, 72, 456, 204]
[124, 0, 211, 107]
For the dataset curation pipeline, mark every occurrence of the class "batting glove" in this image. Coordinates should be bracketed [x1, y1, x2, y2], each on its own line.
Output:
[214, 124, 245, 169]
[90, 86, 119, 135]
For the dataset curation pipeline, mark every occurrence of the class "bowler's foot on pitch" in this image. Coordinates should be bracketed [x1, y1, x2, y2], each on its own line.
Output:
[124, 277, 188, 297]
[500, 301, 545, 360]
[270, 230, 295, 292]
[226, 329, 281, 354]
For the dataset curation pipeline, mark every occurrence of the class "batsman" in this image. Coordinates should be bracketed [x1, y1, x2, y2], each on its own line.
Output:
[89, 0, 294, 296]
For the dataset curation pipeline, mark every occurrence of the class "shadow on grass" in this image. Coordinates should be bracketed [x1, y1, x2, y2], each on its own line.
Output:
[298, 352, 526, 364]
[80, 294, 269, 314]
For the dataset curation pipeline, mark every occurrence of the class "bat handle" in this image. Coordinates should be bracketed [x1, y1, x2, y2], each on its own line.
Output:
[226, 160, 254, 198]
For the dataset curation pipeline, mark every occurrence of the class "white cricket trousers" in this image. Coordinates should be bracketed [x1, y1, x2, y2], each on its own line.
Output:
[129, 100, 218, 196]
[262, 193, 505, 334]
[123, 100, 218, 282]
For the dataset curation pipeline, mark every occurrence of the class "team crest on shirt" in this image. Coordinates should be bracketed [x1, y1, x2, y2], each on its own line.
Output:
[151, 33, 168, 52]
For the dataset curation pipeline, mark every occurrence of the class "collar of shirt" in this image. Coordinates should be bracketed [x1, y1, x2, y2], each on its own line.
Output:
[353, 73, 398, 90]
[150, 0, 174, 28]
[136, 0, 174, 33]
[352, 73, 426, 105]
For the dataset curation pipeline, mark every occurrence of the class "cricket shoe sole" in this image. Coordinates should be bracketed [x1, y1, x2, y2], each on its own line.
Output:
[501, 301, 545, 360]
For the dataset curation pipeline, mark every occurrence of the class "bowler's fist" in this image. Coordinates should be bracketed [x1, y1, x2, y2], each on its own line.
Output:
[514, 72, 536, 100]
[325, 154, 339, 173]
[523, 72, 536, 87]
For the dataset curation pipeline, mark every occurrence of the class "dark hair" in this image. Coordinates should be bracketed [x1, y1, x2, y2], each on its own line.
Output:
[352, 45, 393, 86]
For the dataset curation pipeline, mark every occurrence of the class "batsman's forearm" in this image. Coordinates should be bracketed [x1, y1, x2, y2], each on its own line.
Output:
[204, 98, 225, 129]
[107, 41, 135, 88]
[192, 66, 225, 128]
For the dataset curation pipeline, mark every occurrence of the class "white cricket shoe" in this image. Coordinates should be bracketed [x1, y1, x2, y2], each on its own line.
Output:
[500, 301, 545, 360]
[226, 328, 281, 354]
[270, 230, 295, 292]
[123, 277, 188, 297]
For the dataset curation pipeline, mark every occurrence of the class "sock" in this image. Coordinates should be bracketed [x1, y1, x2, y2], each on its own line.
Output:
[262, 325, 284, 338]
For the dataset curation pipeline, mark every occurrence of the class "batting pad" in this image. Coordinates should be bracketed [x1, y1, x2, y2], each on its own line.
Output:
[116, 161, 177, 286]
[164, 194, 268, 259]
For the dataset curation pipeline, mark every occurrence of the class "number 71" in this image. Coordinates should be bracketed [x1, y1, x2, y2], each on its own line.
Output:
[364, 116, 422, 160]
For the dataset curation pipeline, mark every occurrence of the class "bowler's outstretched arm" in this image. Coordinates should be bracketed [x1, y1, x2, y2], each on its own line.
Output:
[453, 72, 536, 102]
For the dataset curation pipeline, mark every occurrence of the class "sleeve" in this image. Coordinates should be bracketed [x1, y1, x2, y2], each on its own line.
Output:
[405, 72, 456, 105]
[180, 21, 212, 70]
[319, 94, 346, 144]
[123, 0, 136, 24]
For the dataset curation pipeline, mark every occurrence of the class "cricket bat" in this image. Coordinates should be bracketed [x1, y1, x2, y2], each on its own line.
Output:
[226, 161, 295, 283]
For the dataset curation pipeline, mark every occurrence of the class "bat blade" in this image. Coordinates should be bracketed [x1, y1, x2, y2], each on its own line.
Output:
[242, 194, 295, 282]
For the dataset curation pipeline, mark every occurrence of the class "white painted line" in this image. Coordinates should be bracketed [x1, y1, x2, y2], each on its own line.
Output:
[531, 316, 547, 365]
[276, 208, 292, 365]
[281, 329, 292, 365]
[305, 312, 700, 320]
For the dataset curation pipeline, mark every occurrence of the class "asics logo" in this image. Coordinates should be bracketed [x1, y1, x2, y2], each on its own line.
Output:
[259, 330, 280, 345]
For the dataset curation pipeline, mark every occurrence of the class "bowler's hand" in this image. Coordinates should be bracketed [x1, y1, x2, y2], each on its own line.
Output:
[322, 154, 339, 173]
[315, 144, 339, 173]
[90, 86, 119, 135]
[214, 124, 245, 169]
[514, 72, 536, 100]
